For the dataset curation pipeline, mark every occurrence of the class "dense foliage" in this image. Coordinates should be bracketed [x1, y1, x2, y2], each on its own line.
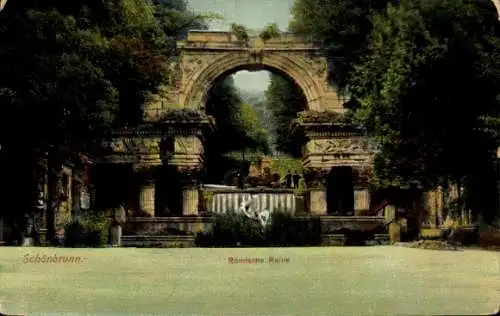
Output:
[265, 75, 306, 157]
[195, 211, 322, 247]
[289, 0, 500, 221]
[64, 211, 111, 247]
[289, 0, 391, 90]
[204, 77, 271, 183]
[0, 0, 235, 238]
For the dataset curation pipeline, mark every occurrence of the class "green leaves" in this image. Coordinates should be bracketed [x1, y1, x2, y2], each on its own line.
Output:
[230, 23, 249, 42]
[290, 0, 500, 220]
[347, 0, 500, 190]
[259, 23, 280, 41]
[265, 74, 305, 156]
[289, 0, 390, 89]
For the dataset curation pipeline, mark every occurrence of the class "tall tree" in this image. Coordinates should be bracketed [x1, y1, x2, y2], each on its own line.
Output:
[0, 0, 221, 237]
[289, 0, 391, 90]
[265, 75, 306, 157]
[349, 0, 500, 219]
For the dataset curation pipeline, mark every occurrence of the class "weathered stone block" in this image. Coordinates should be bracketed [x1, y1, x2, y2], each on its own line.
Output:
[309, 189, 327, 215]
[389, 222, 401, 244]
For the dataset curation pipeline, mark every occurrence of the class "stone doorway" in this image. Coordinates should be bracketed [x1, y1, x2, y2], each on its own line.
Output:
[327, 166, 354, 215]
[155, 165, 182, 216]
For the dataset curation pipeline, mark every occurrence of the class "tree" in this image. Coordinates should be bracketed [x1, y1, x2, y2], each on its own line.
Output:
[265, 74, 306, 157]
[289, 0, 391, 90]
[0, 0, 222, 239]
[0, 8, 119, 237]
[349, 0, 500, 219]
[237, 103, 271, 154]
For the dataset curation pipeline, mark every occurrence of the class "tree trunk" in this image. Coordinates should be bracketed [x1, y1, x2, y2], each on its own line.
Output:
[456, 177, 463, 224]
[46, 149, 63, 244]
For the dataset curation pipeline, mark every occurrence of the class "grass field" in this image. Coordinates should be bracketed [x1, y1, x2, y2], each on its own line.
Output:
[0, 246, 499, 315]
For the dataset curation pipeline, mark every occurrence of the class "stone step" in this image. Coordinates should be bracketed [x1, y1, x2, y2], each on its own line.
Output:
[321, 234, 347, 246]
[374, 234, 390, 245]
[321, 233, 390, 246]
[121, 235, 195, 248]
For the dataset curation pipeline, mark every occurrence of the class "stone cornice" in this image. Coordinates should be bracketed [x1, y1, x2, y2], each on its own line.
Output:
[291, 111, 366, 138]
[179, 31, 318, 51]
[111, 122, 212, 138]
[292, 123, 366, 138]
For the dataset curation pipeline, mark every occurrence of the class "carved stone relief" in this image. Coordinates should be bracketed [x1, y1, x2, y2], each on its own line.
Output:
[307, 138, 376, 155]
[174, 136, 203, 154]
[181, 54, 207, 78]
[109, 137, 160, 155]
[302, 54, 328, 80]
[247, 37, 265, 64]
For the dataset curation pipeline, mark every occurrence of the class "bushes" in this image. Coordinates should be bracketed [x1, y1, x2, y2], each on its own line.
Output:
[196, 211, 264, 247]
[64, 211, 110, 247]
[195, 211, 322, 247]
[264, 212, 321, 246]
[447, 227, 479, 245]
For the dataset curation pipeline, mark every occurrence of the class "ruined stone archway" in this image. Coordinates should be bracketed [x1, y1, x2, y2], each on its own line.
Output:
[176, 31, 344, 112]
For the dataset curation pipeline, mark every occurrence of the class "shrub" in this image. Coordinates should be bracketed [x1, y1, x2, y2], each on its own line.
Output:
[478, 225, 500, 246]
[64, 221, 86, 247]
[230, 23, 249, 42]
[196, 211, 264, 247]
[263, 212, 321, 246]
[447, 226, 479, 245]
[196, 210, 322, 247]
[64, 211, 110, 247]
[259, 23, 280, 41]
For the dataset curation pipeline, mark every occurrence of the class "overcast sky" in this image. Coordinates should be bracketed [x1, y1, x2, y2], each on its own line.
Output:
[187, 0, 295, 92]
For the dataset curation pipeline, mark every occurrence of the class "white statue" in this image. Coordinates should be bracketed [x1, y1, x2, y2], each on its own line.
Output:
[238, 195, 271, 226]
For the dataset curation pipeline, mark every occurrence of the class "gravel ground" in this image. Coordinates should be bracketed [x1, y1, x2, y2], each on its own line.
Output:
[0, 246, 499, 315]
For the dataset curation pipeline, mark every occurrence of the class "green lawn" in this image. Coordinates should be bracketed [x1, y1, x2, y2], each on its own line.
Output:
[0, 246, 499, 315]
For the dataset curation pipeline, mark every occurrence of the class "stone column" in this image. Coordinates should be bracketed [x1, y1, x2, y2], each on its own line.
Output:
[389, 221, 401, 244]
[354, 187, 370, 216]
[309, 189, 327, 215]
[385, 205, 396, 223]
[182, 185, 199, 216]
[139, 179, 155, 217]
[180, 168, 202, 216]
[137, 166, 157, 217]
[304, 169, 328, 215]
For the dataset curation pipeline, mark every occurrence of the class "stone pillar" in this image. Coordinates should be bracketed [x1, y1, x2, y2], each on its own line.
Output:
[109, 224, 122, 246]
[385, 205, 396, 223]
[182, 186, 199, 216]
[308, 189, 327, 215]
[354, 187, 370, 216]
[304, 169, 328, 215]
[180, 169, 201, 216]
[139, 179, 155, 217]
[389, 221, 401, 244]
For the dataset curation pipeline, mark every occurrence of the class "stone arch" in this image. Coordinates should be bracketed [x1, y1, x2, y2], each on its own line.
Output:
[179, 52, 328, 111]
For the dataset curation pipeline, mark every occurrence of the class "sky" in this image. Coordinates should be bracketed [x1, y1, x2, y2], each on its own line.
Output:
[187, 0, 296, 92]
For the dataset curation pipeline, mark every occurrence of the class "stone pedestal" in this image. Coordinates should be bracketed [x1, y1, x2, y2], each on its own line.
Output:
[308, 189, 327, 215]
[139, 180, 156, 217]
[389, 221, 401, 244]
[354, 188, 370, 215]
[182, 187, 199, 216]
[385, 205, 396, 222]
[109, 224, 122, 246]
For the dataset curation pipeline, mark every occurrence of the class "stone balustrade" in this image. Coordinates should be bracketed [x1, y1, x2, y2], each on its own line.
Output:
[201, 188, 297, 214]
